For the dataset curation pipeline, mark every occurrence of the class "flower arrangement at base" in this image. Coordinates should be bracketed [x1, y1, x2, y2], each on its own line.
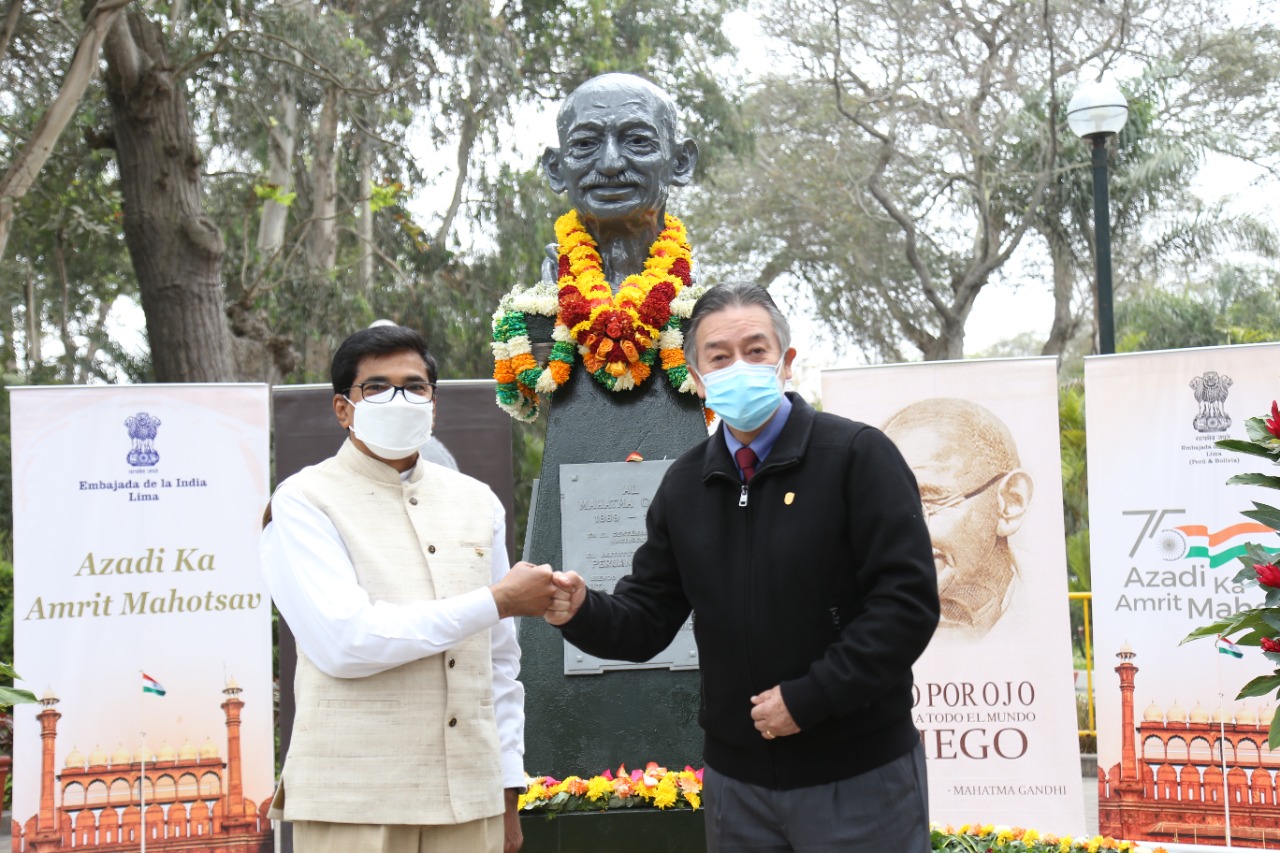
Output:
[1183, 399, 1280, 748]
[931, 824, 1163, 853]
[518, 762, 703, 814]
[490, 211, 704, 423]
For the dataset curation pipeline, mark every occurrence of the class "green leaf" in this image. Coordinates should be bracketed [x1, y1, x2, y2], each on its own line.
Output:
[1183, 618, 1239, 643]
[1227, 473, 1280, 490]
[1216, 439, 1280, 460]
[0, 685, 37, 705]
[1236, 672, 1280, 699]
[1243, 417, 1280, 444]
[1270, 707, 1280, 751]
[1243, 502, 1280, 531]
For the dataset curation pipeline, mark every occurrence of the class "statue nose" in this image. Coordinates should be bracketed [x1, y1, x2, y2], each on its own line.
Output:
[597, 136, 625, 173]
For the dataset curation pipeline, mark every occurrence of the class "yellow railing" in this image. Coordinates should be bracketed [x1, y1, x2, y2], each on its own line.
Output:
[1069, 591, 1096, 739]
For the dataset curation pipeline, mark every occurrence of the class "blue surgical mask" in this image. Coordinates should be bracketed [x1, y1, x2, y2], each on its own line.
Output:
[699, 358, 786, 432]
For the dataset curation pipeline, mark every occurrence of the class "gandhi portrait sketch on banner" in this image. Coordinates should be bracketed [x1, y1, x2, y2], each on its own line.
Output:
[882, 398, 1035, 640]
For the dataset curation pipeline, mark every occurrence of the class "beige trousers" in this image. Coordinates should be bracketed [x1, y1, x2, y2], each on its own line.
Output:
[292, 815, 503, 853]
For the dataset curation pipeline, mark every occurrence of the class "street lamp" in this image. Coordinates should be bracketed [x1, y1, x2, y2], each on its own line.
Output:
[1067, 77, 1128, 355]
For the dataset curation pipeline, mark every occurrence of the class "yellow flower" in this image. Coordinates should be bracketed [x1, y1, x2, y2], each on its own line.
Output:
[653, 777, 678, 809]
[997, 829, 1015, 845]
[586, 776, 612, 802]
[684, 791, 701, 810]
[1023, 829, 1040, 844]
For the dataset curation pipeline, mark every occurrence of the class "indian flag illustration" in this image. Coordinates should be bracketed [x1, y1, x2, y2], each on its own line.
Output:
[1216, 635, 1244, 658]
[1173, 522, 1279, 568]
[142, 672, 167, 696]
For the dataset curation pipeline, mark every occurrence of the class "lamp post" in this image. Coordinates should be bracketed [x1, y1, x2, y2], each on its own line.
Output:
[1067, 77, 1129, 355]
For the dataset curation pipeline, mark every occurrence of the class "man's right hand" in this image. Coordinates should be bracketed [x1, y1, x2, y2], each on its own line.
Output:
[544, 571, 586, 626]
[490, 562, 557, 618]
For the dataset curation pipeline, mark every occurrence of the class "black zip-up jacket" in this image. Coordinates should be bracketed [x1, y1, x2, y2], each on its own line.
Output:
[560, 394, 940, 789]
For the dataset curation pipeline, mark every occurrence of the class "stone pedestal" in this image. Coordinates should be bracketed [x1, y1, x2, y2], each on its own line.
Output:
[520, 334, 708, 779]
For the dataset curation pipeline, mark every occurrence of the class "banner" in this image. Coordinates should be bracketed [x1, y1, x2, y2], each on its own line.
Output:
[823, 357, 1085, 833]
[10, 384, 273, 852]
[1085, 345, 1280, 847]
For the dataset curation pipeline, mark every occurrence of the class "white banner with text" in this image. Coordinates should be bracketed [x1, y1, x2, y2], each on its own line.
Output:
[823, 357, 1085, 834]
[1085, 345, 1280, 847]
[10, 384, 274, 851]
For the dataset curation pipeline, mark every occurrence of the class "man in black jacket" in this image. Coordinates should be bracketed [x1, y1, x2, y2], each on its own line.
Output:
[546, 282, 940, 852]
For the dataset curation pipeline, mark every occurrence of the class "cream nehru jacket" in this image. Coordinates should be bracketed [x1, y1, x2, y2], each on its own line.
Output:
[271, 440, 503, 825]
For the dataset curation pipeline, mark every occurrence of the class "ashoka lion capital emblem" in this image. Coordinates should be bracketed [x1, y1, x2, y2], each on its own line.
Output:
[125, 412, 162, 466]
[1190, 370, 1232, 433]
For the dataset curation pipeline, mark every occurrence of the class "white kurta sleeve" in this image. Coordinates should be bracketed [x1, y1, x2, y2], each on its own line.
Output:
[487, 494, 527, 788]
[260, 481, 501, 678]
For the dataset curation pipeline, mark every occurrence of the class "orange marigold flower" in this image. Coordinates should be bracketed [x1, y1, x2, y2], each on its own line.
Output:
[548, 360, 571, 384]
[583, 355, 605, 374]
[661, 349, 685, 369]
[493, 362, 516, 383]
[630, 362, 651, 383]
[509, 352, 537, 373]
[563, 776, 590, 796]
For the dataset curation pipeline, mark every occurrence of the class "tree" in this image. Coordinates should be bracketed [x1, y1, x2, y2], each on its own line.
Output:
[1116, 264, 1280, 352]
[693, 0, 1280, 363]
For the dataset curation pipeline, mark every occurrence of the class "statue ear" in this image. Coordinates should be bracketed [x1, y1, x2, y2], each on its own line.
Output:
[542, 147, 567, 194]
[670, 138, 699, 187]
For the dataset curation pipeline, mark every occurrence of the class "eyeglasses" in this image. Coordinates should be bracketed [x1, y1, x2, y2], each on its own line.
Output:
[920, 472, 1006, 519]
[346, 381, 436, 404]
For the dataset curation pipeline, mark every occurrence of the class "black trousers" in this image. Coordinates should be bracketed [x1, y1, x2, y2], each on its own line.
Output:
[703, 742, 930, 853]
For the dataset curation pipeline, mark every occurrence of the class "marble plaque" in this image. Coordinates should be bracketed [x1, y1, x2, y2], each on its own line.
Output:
[560, 460, 699, 674]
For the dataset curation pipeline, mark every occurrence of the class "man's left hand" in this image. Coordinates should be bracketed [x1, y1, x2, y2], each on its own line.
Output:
[749, 686, 800, 739]
[504, 789, 523, 853]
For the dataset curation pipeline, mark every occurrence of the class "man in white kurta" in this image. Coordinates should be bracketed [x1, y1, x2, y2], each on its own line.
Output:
[260, 325, 557, 853]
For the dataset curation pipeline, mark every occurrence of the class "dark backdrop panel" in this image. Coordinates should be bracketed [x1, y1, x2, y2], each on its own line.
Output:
[270, 380, 513, 850]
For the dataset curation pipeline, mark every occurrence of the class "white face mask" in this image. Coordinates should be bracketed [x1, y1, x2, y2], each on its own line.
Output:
[347, 397, 433, 460]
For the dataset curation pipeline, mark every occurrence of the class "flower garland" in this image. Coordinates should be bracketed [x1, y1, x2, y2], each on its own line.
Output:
[932, 824, 1163, 853]
[517, 771, 1166, 853]
[518, 763, 703, 813]
[491, 211, 702, 423]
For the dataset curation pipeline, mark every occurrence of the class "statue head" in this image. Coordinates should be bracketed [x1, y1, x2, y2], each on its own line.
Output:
[541, 73, 699, 235]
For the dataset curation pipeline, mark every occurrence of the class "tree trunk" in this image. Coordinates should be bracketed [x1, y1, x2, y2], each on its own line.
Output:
[23, 259, 40, 371]
[356, 139, 373, 295]
[102, 9, 233, 382]
[256, 92, 297, 255]
[306, 85, 340, 274]
[1041, 228, 1082, 356]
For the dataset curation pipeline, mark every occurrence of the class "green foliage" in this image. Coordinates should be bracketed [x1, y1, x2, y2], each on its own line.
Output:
[1117, 266, 1280, 353]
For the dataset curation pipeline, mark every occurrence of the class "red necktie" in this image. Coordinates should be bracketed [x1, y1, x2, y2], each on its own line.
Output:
[735, 446, 759, 483]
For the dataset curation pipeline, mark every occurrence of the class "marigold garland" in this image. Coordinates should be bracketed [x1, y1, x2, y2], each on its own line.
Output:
[491, 211, 703, 423]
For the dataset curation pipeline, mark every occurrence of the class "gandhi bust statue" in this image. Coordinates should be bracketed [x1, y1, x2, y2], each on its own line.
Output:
[503, 73, 710, 778]
[542, 73, 699, 287]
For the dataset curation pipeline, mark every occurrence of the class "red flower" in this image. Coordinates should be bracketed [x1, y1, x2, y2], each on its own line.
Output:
[670, 257, 691, 285]
[1267, 401, 1280, 439]
[558, 255, 571, 279]
[1255, 562, 1280, 588]
[1262, 637, 1280, 654]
